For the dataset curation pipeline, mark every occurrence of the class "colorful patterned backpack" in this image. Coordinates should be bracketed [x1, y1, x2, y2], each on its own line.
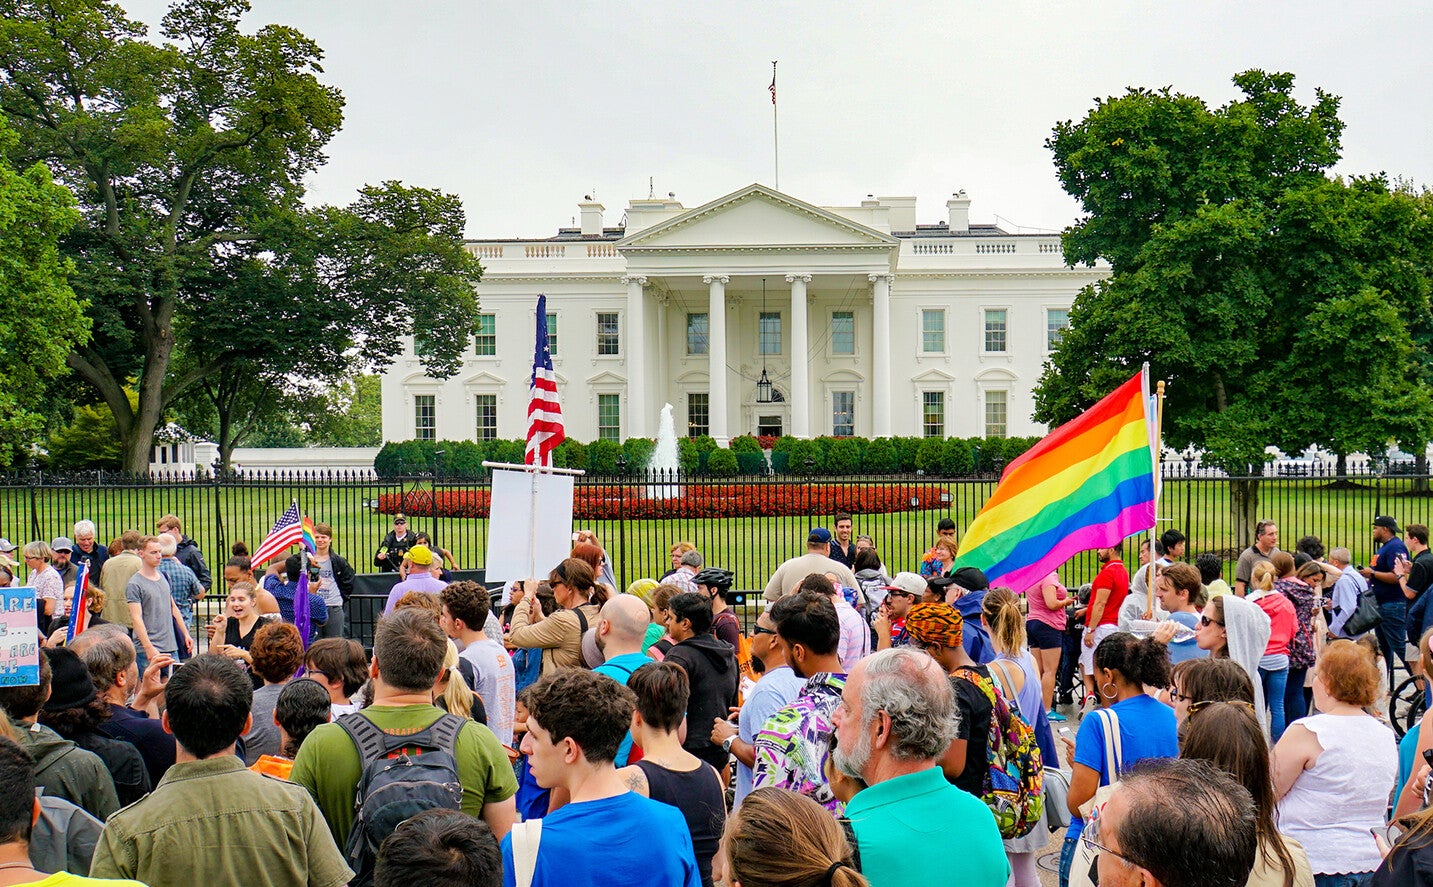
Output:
[953, 667, 1044, 838]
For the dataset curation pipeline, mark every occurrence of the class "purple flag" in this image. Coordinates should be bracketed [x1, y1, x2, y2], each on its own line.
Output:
[294, 569, 312, 649]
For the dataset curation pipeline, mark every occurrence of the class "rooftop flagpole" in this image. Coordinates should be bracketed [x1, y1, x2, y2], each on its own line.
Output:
[770, 61, 779, 190]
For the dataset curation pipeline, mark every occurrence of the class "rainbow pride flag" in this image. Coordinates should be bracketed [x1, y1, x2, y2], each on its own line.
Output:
[955, 367, 1157, 593]
[301, 515, 317, 555]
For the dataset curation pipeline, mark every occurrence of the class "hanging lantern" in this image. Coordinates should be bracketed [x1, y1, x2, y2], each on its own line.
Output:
[756, 368, 774, 403]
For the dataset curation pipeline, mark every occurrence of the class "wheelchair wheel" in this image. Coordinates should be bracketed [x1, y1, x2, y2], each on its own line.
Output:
[1392, 674, 1426, 740]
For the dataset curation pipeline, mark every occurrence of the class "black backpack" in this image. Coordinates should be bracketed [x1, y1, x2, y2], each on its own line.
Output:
[339, 711, 466, 887]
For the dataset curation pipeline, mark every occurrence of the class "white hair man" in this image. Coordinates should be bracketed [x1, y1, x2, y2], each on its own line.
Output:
[831, 647, 1008, 887]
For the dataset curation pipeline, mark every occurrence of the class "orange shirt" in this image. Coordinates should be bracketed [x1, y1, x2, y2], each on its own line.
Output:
[249, 754, 293, 781]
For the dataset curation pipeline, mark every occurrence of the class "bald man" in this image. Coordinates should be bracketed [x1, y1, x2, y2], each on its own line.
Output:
[593, 594, 654, 767]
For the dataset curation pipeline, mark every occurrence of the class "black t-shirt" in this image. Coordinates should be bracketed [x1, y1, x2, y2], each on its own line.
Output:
[949, 666, 993, 798]
[1409, 549, 1433, 598]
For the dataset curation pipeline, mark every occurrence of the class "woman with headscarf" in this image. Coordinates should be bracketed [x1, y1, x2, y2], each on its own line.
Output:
[1196, 592, 1273, 736]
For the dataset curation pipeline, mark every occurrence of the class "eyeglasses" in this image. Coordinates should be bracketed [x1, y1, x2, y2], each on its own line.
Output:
[1199, 615, 1223, 628]
[886, 590, 914, 599]
[1170, 691, 1192, 703]
[752, 626, 777, 636]
[1080, 814, 1136, 882]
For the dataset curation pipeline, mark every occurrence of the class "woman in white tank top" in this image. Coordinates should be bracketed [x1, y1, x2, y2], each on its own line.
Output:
[1272, 641, 1396, 887]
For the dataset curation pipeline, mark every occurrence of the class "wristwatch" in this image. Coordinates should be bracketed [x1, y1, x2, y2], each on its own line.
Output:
[722, 735, 737, 754]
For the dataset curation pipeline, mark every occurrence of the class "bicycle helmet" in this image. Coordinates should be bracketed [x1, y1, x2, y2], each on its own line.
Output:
[692, 567, 735, 593]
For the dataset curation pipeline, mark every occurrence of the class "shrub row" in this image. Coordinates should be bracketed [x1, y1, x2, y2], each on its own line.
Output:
[374, 434, 1041, 479]
[377, 483, 950, 519]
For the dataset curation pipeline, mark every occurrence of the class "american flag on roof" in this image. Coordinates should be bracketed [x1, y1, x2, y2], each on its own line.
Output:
[525, 294, 565, 467]
[252, 501, 305, 568]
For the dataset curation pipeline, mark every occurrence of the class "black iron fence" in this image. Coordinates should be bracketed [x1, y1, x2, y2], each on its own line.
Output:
[2, 466, 1429, 602]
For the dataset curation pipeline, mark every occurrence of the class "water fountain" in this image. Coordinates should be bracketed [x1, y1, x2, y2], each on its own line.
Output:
[647, 403, 682, 499]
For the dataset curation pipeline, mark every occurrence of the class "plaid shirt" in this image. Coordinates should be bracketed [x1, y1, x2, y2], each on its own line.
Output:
[158, 558, 202, 616]
[751, 672, 847, 814]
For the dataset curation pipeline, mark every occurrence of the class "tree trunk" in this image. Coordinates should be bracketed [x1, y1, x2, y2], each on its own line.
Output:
[1416, 452, 1430, 495]
[121, 336, 175, 474]
[1336, 451, 1347, 478]
[1230, 477, 1261, 550]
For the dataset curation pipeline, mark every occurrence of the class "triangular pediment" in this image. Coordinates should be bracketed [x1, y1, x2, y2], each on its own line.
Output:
[911, 368, 957, 384]
[618, 184, 898, 251]
[586, 370, 627, 385]
[461, 370, 509, 387]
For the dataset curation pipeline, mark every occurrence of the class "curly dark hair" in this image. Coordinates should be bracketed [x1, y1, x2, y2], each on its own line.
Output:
[1094, 632, 1171, 690]
[441, 581, 492, 631]
[525, 670, 634, 764]
[37, 696, 111, 738]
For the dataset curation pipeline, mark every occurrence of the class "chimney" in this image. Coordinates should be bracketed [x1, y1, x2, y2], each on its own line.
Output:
[946, 190, 970, 233]
[579, 197, 604, 237]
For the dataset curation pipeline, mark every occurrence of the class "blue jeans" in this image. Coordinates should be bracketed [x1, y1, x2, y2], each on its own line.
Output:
[1260, 666, 1289, 741]
[1058, 832, 1080, 887]
[1285, 666, 1309, 725]
[1377, 599, 1409, 684]
[1314, 873, 1372, 887]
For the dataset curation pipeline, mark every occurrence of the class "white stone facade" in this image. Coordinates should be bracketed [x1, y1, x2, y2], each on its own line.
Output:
[380, 184, 1108, 445]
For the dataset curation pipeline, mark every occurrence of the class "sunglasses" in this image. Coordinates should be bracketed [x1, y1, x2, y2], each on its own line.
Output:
[886, 590, 914, 599]
[752, 626, 778, 636]
[1199, 615, 1223, 628]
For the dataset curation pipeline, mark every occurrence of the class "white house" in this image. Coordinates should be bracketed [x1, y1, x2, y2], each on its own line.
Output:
[380, 184, 1108, 445]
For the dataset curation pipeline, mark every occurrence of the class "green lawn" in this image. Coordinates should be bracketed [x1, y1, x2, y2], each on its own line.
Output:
[3, 474, 1428, 597]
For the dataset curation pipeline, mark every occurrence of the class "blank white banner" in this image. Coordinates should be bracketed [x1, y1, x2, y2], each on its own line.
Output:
[484, 468, 575, 588]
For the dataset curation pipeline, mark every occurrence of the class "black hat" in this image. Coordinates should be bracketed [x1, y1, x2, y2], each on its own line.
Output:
[950, 566, 990, 592]
[926, 575, 958, 592]
[1373, 515, 1401, 534]
[42, 647, 98, 712]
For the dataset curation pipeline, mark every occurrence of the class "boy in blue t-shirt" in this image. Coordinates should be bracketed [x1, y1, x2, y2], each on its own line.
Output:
[501, 669, 700, 887]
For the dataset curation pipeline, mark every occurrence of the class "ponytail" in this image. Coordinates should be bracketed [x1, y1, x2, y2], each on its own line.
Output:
[981, 586, 1026, 654]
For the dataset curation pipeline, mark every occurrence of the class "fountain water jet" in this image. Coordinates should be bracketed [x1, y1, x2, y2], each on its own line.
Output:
[646, 403, 682, 499]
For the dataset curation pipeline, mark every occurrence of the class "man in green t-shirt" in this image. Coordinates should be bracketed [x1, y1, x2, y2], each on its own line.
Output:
[291, 607, 517, 847]
[832, 647, 1009, 887]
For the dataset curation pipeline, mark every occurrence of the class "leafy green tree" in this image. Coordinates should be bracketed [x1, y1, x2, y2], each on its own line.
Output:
[1037, 71, 1433, 541]
[0, 118, 87, 465]
[0, 0, 480, 472]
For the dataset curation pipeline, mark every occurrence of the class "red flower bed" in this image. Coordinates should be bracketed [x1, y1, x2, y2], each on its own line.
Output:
[378, 483, 949, 520]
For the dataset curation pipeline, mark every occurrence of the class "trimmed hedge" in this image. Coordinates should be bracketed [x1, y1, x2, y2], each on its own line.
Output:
[374, 434, 1043, 479]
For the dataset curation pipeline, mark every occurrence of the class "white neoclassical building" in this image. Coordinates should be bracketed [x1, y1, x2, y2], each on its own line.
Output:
[379, 184, 1108, 445]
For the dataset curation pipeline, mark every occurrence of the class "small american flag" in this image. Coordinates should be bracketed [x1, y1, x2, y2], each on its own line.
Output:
[65, 562, 91, 643]
[769, 65, 777, 105]
[525, 294, 565, 467]
[251, 502, 305, 568]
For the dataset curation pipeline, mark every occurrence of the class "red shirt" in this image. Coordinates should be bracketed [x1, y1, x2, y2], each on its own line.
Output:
[1253, 591, 1296, 657]
[1092, 561, 1130, 627]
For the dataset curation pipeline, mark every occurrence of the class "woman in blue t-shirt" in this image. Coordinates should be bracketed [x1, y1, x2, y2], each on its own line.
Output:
[1058, 632, 1179, 887]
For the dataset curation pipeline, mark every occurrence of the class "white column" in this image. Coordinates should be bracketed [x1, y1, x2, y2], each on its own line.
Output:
[654, 292, 669, 414]
[870, 273, 893, 437]
[623, 275, 648, 438]
[704, 275, 730, 443]
[787, 273, 811, 438]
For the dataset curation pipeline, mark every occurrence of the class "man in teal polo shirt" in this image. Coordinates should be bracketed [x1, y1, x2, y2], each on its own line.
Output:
[832, 647, 1008, 887]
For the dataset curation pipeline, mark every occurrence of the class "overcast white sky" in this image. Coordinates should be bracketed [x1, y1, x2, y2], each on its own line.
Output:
[124, 1, 1433, 239]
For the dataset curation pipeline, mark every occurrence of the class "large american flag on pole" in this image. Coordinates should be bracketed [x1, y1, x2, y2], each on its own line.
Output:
[251, 501, 305, 568]
[525, 294, 565, 467]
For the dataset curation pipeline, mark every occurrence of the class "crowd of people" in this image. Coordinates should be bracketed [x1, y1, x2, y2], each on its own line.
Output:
[0, 509, 1432, 887]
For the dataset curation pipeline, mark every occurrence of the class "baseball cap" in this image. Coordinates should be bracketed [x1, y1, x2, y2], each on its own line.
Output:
[394, 513, 408, 524]
[883, 572, 928, 597]
[808, 527, 832, 545]
[1374, 515, 1401, 534]
[50, 536, 74, 553]
[406, 544, 434, 566]
[951, 566, 990, 592]
[0, 539, 15, 553]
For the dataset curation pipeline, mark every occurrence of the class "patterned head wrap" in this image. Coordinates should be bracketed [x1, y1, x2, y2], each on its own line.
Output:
[904, 602, 963, 648]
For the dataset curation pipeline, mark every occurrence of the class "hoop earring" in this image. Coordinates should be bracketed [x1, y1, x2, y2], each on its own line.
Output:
[1100, 681, 1118, 699]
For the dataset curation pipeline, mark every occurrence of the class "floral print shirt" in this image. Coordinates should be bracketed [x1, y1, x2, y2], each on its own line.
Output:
[751, 672, 847, 813]
[1275, 576, 1318, 669]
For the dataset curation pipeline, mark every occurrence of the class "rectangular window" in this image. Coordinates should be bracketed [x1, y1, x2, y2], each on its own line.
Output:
[922, 391, 945, 438]
[759, 312, 782, 355]
[474, 394, 497, 441]
[473, 313, 496, 356]
[1046, 308, 1069, 350]
[687, 392, 709, 438]
[414, 335, 432, 358]
[831, 311, 855, 355]
[921, 309, 945, 353]
[757, 415, 783, 438]
[832, 391, 855, 437]
[985, 390, 1008, 438]
[984, 308, 1008, 353]
[598, 393, 621, 441]
[596, 312, 620, 355]
[687, 313, 709, 355]
[414, 395, 436, 441]
[546, 313, 558, 356]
